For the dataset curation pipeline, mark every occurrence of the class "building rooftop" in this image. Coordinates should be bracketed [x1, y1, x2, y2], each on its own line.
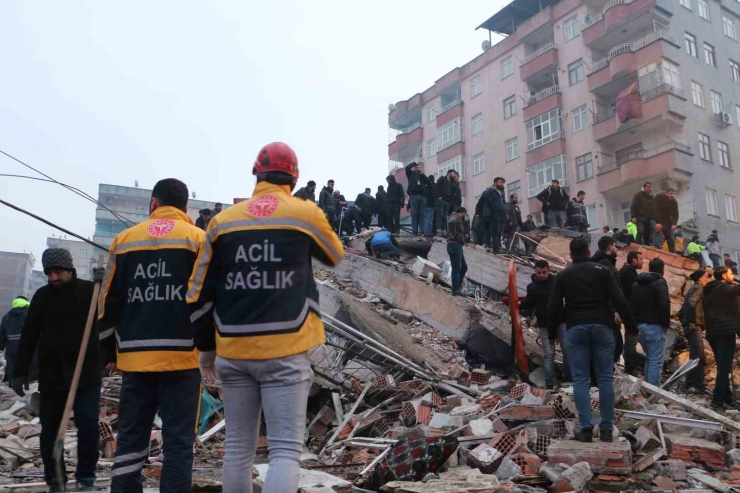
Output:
[476, 0, 560, 35]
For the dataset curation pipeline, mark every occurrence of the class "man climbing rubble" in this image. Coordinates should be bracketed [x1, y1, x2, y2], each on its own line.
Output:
[365, 228, 400, 260]
[447, 207, 468, 297]
[97, 178, 205, 493]
[679, 269, 709, 394]
[0, 296, 36, 384]
[14, 248, 104, 492]
[187, 142, 344, 492]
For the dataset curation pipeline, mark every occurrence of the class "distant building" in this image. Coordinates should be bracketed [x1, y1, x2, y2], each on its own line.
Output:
[29, 270, 46, 297]
[0, 252, 35, 315]
[45, 237, 102, 281]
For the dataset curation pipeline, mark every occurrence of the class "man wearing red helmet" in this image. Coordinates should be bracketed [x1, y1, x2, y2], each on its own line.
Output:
[187, 142, 344, 493]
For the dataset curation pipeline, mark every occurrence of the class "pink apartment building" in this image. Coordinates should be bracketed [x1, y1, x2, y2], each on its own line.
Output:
[388, 0, 740, 259]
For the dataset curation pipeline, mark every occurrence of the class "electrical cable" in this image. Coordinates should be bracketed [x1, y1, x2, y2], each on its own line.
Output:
[0, 151, 136, 228]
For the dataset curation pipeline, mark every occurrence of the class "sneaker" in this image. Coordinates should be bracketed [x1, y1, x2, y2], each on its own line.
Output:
[574, 429, 593, 443]
[76, 479, 96, 491]
[709, 401, 727, 412]
[600, 432, 614, 443]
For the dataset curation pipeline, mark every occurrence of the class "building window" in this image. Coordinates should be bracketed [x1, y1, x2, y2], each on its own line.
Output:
[506, 137, 519, 162]
[732, 61, 740, 83]
[572, 104, 589, 132]
[437, 118, 462, 151]
[711, 90, 723, 114]
[638, 62, 661, 93]
[680, 0, 691, 10]
[699, 132, 712, 161]
[79, 250, 89, 258]
[427, 139, 437, 158]
[736, 105, 740, 127]
[427, 106, 437, 123]
[725, 15, 738, 39]
[473, 153, 485, 175]
[661, 59, 682, 90]
[500, 56, 514, 80]
[576, 153, 594, 182]
[727, 195, 738, 222]
[438, 155, 463, 180]
[503, 96, 517, 119]
[472, 113, 484, 135]
[568, 60, 585, 86]
[564, 16, 580, 42]
[698, 0, 710, 20]
[719, 141, 731, 168]
[527, 155, 566, 197]
[691, 81, 705, 107]
[508, 180, 521, 202]
[526, 108, 561, 151]
[706, 188, 719, 216]
[586, 204, 598, 231]
[78, 267, 88, 275]
[705, 43, 716, 67]
[470, 75, 482, 98]
[685, 33, 698, 57]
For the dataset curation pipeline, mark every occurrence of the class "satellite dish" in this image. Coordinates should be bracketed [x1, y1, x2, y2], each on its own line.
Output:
[388, 104, 396, 112]
[482, 40, 491, 51]
[192, 192, 197, 199]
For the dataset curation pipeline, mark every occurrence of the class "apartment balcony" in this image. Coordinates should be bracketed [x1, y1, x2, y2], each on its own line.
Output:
[436, 99, 463, 127]
[596, 140, 693, 193]
[436, 141, 464, 165]
[526, 137, 566, 167]
[587, 30, 679, 97]
[520, 43, 558, 86]
[516, 6, 554, 44]
[388, 125, 423, 162]
[592, 84, 686, 144]
[95, 208, 148, 223]
[582, 0, 673, 52]
[389, 94, 423, 130]
[523, 85, 561, 121]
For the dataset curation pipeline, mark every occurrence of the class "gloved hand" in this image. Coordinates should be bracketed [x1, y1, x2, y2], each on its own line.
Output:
[93, 267, 106, 284]
[12, 376, 29, 397]
[199, 350, 218, 383]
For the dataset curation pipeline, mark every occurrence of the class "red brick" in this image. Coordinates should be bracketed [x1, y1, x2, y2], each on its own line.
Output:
[488, 432, 517, 457]
[471, 369, 491, 385]
[546, 440, 632, 474]
[467, 444, 503, 474]
[498, 405, 555, 420]
[510, 453, 541, 476]
[666, 434, 725, 471]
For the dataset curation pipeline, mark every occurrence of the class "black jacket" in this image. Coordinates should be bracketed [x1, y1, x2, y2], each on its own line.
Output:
[630, 191, 653, 221]
[702, 280, 740, 338]
[405, 162, 423, 195]
[319, 186, 336, 215]
[521, 220, 536, 232]
[475, 187, 507, 217]
[653, 192, 678, 226]
[375, 190, 387, 213]
[342, 206, 364, 234]
[355, 192, 377, 214]
[420, 175, 436, 207]
[589, 250, 617, 271]
[450, 181, 462, 209]
[630, 272, 670, 327]
[15, 278, 101, 392]
[547, 258, 637, 338]
[386, 176, 405, 209]
[536, 187, 569, 212]
[520, 274, 555, 328]
[567, 199, 589, 227]
[617, 263, 639, 299]
[0, 306, 37, 383]
[680, 283, 704, 328]
[334, 194, 347, 217]
[437, 178, 451, 202]
[506, 203, 523, 228]
[294, 187, 316, 202]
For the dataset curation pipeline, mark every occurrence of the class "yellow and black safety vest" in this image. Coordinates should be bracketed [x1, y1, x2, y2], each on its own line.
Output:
[97, 206, 205, 372]
[187, 181, 344, 360]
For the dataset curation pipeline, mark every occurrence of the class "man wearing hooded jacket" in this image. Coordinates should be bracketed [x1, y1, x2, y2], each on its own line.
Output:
[385, 174, 405, 235]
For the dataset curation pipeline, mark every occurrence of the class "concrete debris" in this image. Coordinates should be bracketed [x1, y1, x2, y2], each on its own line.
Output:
[495, 457, 522, 480]
[552, 462, 593, 492]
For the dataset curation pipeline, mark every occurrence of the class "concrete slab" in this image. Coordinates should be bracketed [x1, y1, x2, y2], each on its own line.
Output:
[546, 439, 632, 474]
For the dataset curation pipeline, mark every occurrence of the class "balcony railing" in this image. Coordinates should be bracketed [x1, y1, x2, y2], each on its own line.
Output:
[641, 83, 683, 103]
[439, 99, 461, 115]
[593, 106, 616, 124]
[596, 140, 692, 175]
[521, 43, 556, 66]
[583, 0, 639, 29]
[398, 121, 422, 135]
[524, 84, 560, 108]
[587, 30, 677, 74]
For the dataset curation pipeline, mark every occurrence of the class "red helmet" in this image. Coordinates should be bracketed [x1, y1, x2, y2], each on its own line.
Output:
[252, 142, 299, 181]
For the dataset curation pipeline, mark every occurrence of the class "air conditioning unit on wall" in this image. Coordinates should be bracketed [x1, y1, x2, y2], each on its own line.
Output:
[716, 111, 732, 127]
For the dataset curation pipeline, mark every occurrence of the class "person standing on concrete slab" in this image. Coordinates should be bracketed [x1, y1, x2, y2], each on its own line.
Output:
[319, 179, 336, 224]
[97, 178, 205, 493]
[589, 236, 625, 366]
[547, 238, 637, 443]
[706, 230, 722, 268]
[419, 174, 436, 237]
[629, 258, 670, 387]
[679, 269, 709, 394]
[187, 142, 344, 493]
[375, 185, 387, 229]
[447, 207, 468, 296]
[618, 251, 643, 376]
[435, 171, 452, 235]
[630, 182, 654, 246]
[405, 162, 425, 236]
[474, 177, 507, 253]
[566, 191, 590, 233]
[504, 194, 523, 251]
[385, 175, 404, 235]
[354, 188, 376, 230]
[536, 179, 568, 229]
[653, 188, 679, 253]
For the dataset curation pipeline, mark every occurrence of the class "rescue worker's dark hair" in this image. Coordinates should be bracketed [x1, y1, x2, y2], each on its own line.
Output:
[152, 179, 189, 211]
[378, 185, 384, 191]
[494, 177, 504, 183]
[627, 251, 642, 264]
[456, 207, 467, 213]
[551, 179, 559, 185]
[569, 238, 590, 259]
[644, 181, 652, 188]
[307, 181, 316, 188]
[714, 266, 731, 281]
[534, 259, 549, 270]
[577, 190, 585, 197]
[597, 235, 616, 252]
[649, 258, 664, 275]
[215, 202, 222, 207]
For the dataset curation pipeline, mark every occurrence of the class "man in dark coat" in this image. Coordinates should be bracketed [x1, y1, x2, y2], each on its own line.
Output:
[375, 186, 388, 229]
[435, 172, 452, 235]
[405, 162, 425, 235]
[567, 191, 590, 233]
[536, 179, 569, 228]
[14, 248, 104, 491]
[653, 188, 679, 253]
[195, 209, 211, 230]
[618, 251, 643, 375]
[680, 269, 709, 393]
[293, 180, 317, 202]
[385, 175, 405, 235]
[520, 214, 537, 254]
[319, 180, 336, 224]
[354, 188, 377, 229]
[0, 296, 37, 383]
[449, 171, 462, 213]
[702, 267, 740, 410]
[340, 205, 364, 236]
[474, 177, 507, 253]
[630, 182, 654, 245]
[333, 190, 347, 232]
[504, 194, 523, 251]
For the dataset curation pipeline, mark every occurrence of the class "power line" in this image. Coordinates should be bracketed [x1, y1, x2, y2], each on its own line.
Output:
[0, 151, 136, 228]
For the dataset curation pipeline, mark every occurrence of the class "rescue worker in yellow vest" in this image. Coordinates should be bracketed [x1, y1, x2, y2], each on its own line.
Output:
[187, 142, 344, 493]
[97, 178, 205, 493]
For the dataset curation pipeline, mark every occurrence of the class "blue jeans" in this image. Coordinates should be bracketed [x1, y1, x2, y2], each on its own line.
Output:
[435, 199, 449, 233]
[424, 207, 435, 235]
[409, 195, 426, 235]
[638, 324, 665, 387]
[539, 325, 570, 388]
[446, 242, 467, 293]
[566, 324, 615, 433]
[373, 242, 400, 259]
[548, 210, 565, 228]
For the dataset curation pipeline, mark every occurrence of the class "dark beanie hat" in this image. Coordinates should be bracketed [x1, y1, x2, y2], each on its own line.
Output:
[42, 248, 75, 275]
[689, 269, 706, 282]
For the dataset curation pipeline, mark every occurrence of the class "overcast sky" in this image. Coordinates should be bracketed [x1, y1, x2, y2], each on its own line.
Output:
[0, 1, 505, 268]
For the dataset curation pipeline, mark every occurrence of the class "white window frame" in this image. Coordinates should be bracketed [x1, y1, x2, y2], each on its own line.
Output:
[526, 108, 562, 151]
[426, 106, 437, 123]
[503, 96, 517, 120]
[508, 180, 521, 203]
[699, 132, 712, 161]
[691, 81, 705, 107]
[736, 105, 740, 127]
[706, 188, 719, 216]
[729, 195, 739, 222]
[725, 14, 738, 40]
[686, 33, 698, 57]
[500, 56, 514, 80]
[473, 153, 485, 175]
[705, 43, 716, 67]
[427, 139, 437, 158]
[576, 153, 594, 182]
[680, 0, 691, 10]
[568, 60, 585, 86]
[711, 90, 723, 114]
[505, 137, 520, 162]
[586, 204, 598, 231]
[78, 266, 88, 275]
[527, 155, 567, 198]
[698, 0, 710, 20]
[572, 104, 589, 132]
[79, 250, 89, 258]
[437, 118, 462, 151]
[719, 141, 731, 168]
[438, 155, 463, 180]
[661, 59, 682, 90]
[731, 60, 740, 83]
[564, 16, 580, 42]
[470, 74, 482, 98]
[472, 113, 484, 135]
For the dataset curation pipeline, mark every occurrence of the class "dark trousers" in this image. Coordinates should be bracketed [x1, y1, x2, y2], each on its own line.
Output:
[624, 333, 639, 375]
[636, 219, 652, 246]
[111, 369, 201, 493]
[435, 199, 449, 233]
[613, 326, 623, 364]
[40, 383, 100, 487]
[447, 242, 468, 293]
[377, 211, 387, 229]
[360, 212, 372, 229]
[490, 213, 505, 252]
[386, 207, 401, 234]
[708, 334, 736, 405]
[660, 224, 676, 253]
[684, 325, 706, 389]
[710, 254, 722, 269]
[568, 224, 588, 233]
[373, 243, 400, 259]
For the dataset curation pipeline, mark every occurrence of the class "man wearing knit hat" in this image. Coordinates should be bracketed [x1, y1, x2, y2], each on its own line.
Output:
[14, 247, 104, 492]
